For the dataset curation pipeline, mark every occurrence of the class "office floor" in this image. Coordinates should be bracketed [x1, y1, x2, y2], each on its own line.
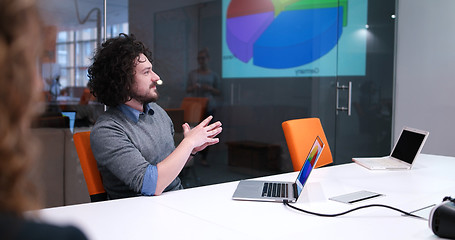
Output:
[179, 145, 280, 189]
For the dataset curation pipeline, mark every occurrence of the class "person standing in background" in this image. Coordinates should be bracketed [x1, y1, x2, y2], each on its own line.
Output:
[186, 48, 221, 166]
[186, 48, 221, 114]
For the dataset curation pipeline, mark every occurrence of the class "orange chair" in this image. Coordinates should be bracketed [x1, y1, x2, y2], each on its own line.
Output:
[282, 118, 333, 170]
[180, 97, 209, 125]
[73, 131, 107, 202]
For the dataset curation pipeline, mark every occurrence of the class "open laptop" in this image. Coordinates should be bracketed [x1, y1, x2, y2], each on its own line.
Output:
[352, 127, 429, 170]
[232, 136, 324, 203]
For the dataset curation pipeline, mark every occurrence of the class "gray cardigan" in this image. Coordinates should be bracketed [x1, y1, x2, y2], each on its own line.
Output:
[90, 103, 182, 199]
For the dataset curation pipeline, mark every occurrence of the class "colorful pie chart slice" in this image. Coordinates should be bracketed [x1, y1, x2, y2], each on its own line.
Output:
[226, 0, 347, 69]
[226, 0, 275, 63]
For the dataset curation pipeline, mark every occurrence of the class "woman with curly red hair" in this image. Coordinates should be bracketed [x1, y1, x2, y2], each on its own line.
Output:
[0, 0, 87, 239]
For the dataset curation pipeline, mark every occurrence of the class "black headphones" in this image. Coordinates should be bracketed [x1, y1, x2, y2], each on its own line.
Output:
[442, 196, 455, 203]
[429, 195, 455, 239]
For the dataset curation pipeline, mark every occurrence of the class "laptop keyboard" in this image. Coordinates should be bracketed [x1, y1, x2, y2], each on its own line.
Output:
[262, 182, 288, 198]
[362, 157, 409, 168]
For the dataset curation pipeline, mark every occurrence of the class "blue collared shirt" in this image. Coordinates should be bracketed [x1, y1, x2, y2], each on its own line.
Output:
[117, 104, 155, 123]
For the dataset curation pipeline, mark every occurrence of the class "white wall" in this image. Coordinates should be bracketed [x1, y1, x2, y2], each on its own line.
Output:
[395, 0, 455, 156]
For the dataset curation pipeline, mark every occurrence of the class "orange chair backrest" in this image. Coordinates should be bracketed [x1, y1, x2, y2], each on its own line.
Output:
[180, 97, 209, 124]
[282, 118, 333, 170]
[73, 131, 106, 201]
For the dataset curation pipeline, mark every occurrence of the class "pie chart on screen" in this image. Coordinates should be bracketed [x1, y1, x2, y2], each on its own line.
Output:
[226, 0, 348, 69]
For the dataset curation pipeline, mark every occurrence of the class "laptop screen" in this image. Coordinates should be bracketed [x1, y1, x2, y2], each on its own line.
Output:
[61, 111, 76, 133]
[295, 136, 324, 196]
[391, 128, 428, 164]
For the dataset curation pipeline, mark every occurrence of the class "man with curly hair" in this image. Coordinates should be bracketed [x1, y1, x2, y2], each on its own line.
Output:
[88, 33, 223, 199]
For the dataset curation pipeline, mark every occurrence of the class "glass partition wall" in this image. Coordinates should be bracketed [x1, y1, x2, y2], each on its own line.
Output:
[149, 0, 396, 187]
[37, 0, 128, 128]
[35, 0, 129, 207]
[35, 0, 396, 204]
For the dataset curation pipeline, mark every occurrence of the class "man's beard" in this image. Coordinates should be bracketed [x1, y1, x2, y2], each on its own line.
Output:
[131, 89, 159, 105]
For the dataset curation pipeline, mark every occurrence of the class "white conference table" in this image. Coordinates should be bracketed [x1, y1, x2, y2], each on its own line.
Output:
[35, 154, 455, 240]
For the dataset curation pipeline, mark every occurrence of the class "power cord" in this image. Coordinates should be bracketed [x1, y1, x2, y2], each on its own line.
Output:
[282, 200, 425, 219]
